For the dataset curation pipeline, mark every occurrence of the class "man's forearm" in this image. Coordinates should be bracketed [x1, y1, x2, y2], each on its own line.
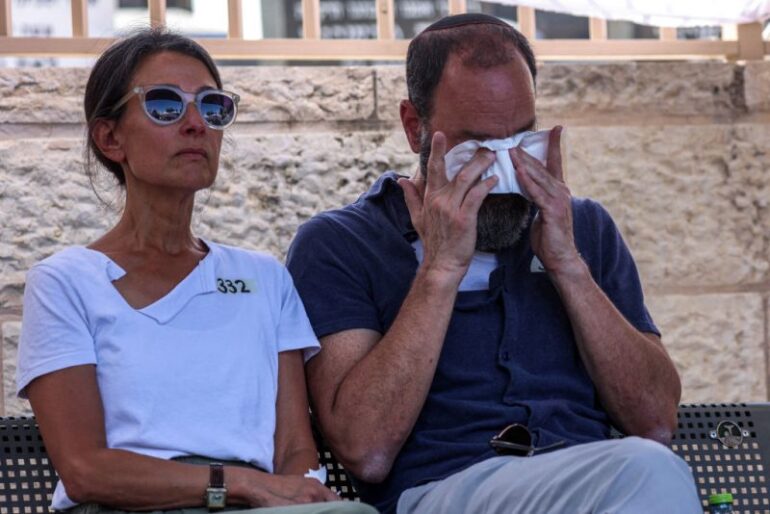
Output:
[317, 266, 462, 481]
[550, 258, 681, 442]
[311, 138, 498, 481]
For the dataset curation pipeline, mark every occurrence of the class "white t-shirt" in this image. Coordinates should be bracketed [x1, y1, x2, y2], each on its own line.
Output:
[16, 241, 319, 510]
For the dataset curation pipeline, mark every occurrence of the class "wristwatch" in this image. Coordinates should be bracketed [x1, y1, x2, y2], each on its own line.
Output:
[205, 462, 227, 510]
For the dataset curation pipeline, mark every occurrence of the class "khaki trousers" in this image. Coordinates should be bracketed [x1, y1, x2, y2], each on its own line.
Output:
[70, 501, 377, 514]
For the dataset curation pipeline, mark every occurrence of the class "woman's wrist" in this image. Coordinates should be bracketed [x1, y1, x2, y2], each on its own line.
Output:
[274, 448, 320, 476]
[223, 465, 263, 507]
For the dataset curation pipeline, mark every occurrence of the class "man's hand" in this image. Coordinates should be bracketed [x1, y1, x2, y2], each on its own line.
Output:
[511, 126, 583, 276]
[398, 131, 497, 282]
[512, 125, 681, 440]
[303, 132, 498, 483]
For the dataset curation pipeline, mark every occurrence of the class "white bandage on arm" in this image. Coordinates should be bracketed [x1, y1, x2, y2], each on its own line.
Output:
[304, 465, 328, 485]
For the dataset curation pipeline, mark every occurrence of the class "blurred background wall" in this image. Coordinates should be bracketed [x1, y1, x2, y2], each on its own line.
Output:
[1, 60, 769, 414]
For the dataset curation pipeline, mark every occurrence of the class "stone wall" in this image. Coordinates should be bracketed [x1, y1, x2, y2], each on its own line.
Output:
[1, 62, 769, 415]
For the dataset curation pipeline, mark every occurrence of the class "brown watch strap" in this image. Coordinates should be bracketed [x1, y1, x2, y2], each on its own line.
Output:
[209, 463, 224, 488]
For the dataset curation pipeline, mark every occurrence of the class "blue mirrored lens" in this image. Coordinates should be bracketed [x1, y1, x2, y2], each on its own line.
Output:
[199, 93, 235, 127]
[144, 89, 184, 122]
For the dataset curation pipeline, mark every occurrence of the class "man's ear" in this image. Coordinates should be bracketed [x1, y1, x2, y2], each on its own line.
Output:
[91, 119, 125, 165]
[399, 99, 422, 154]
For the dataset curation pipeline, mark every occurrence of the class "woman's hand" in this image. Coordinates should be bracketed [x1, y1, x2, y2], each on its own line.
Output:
[230, 468, 339, 506]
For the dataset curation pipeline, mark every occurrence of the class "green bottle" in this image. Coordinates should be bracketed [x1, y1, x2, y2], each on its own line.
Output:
[709, 493, 734, 514]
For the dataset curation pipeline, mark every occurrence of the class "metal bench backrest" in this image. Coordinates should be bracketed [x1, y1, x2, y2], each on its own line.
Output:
[0, 417, 56, 514]
[3, 403, 770, 514]
[672, 404, 770, 513]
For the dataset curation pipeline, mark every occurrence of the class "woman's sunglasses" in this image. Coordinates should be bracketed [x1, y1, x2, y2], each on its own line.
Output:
[490, 424, 565, 457]
[111, 85, 240, 130]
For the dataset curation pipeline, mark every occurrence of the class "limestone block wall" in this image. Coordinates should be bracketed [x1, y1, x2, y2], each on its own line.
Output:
[1, 62, 768, 415]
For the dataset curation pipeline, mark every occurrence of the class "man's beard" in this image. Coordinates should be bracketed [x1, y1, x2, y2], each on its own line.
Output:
[476, 194, 531, 252]
[419, 129, 532, 252]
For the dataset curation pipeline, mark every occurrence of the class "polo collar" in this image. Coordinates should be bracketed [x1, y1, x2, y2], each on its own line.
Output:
[363, 171, 417, 241]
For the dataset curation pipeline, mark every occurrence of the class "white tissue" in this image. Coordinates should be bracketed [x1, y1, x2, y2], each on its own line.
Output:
[304, 465, 328, 485]
[443, 129, 550, 197]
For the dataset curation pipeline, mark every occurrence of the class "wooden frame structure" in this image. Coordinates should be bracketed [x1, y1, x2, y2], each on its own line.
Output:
[0, 0, 767, 61]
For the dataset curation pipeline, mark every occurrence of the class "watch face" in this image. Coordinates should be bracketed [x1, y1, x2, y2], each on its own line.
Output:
[207, 488, 227, 509]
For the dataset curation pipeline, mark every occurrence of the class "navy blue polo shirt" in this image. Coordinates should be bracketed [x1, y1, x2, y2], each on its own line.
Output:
[287, 171, 659, 513]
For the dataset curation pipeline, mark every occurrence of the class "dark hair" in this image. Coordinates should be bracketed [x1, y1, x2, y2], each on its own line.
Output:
[406, 19, 537, 122]
[84, 27, 222, 186]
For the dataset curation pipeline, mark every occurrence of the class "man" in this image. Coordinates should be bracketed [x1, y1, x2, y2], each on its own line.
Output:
[287, 13, 701, 514]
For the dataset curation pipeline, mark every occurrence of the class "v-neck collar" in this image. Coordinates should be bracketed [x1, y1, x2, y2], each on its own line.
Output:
[80, 241, 218, 324]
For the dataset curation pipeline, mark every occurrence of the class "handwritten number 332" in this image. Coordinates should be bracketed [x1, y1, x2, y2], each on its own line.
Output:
[217, 278, 251, 294]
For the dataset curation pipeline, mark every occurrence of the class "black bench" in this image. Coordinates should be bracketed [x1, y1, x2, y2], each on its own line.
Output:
[2, 403, 769, 513]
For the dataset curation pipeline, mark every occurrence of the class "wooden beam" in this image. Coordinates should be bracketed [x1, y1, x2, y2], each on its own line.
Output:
[376, 0, 395, 40]
[0, 37, 115, 57]
[448, 0, 466, 16]
[534, 39, 736, 59]
[228, 0, 243, 39]
[0, 36, 408, 60]
[71, 0, 89, 38]
[0, 0, 11, 37]
[736, 22, 764, 60]
[301, 0, 321, 39]
[0, 36, 746, 62]
[149, 0, 166, 28]
[589, 18, 606, 40]
[659, 27, 677, 41]
[202, 38, 410, 60]
[517, 7, 535, 40]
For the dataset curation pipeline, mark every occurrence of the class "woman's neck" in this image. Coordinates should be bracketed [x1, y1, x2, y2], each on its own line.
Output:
[93, 187, 204, 256]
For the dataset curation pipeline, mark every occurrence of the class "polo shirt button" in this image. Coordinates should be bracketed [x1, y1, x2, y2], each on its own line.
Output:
[501, 351, 510, 361]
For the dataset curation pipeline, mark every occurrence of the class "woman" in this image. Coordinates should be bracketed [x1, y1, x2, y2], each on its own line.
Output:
[16, 28, 376, 514]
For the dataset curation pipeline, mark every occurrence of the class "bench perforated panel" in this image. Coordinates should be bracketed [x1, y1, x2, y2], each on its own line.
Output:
[673, 404, 770, 514]
[3, 404, 770, 512]
[317, 443, 359, 501]
[0, 417, 56, 514]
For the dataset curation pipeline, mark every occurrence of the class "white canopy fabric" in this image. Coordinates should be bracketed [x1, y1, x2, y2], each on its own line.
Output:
[491, 0, 770, 26]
